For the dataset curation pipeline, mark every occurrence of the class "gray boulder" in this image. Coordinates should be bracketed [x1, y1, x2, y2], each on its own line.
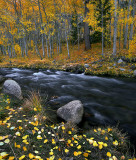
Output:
[119, 68, 126, 71]
[57, 100, 84, 124]
[118, 59, 123, 64]
[107, 67, 113, 69]
[3, 80, 23, 100]
[84, 64, 89, 68]
[113, 63, 116, 67]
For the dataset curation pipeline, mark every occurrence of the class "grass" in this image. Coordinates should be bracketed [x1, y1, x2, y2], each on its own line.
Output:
[23, 91, 43, 113]
[0, 92, 135, 160]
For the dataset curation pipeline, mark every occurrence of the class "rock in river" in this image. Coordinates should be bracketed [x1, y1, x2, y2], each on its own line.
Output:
[57, 100, 84, 124]
[3, 79, 23, 100]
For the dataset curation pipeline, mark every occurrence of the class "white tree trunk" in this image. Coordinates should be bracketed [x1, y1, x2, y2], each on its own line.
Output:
[113, 0, 118, 55]
[45, 34, 49, 58]
[123, 0, 131, 48]
[38, 0, 45, 57]
[129, 0, 135, 40]
[102, 6, 104, 56]
[65, 29, 70, 58]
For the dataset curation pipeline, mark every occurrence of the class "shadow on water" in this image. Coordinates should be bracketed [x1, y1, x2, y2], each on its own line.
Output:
[0, 68, 136, 149]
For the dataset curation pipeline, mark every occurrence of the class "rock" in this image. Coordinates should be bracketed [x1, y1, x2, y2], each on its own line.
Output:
[57, 100, 84, 124]
[121, 56, 136, 63]
[65, 64, 85, 74]
[119, 68, 126, 71]
[118, 59, 124, 64]
[134, 70, 136, 77]
[52, 60, 56, 64]
[107, 67, 113, 69]
[84, 64, 89, 68]
[3, 80, 23, 100]
[113, 63, 116, 67]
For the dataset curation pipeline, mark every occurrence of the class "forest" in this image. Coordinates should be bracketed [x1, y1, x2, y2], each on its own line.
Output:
[0, 0, 135, 77]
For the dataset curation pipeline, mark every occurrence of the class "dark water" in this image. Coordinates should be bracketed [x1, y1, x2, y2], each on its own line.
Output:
[0, 68, 136, 148]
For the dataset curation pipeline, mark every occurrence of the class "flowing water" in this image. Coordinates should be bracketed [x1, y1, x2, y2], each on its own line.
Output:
[0, 68, 136, 148]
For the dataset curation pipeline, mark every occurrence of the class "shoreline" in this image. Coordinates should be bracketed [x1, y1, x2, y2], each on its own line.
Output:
[0, 62, 136, 79]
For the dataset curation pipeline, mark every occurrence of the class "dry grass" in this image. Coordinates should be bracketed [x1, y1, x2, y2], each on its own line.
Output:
[26, 90, 42, 112]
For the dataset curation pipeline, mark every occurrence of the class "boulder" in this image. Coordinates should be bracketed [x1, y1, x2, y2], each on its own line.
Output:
[107, 67, 113, 69]
[118, 59, 124, 64]
[57, 100, 84, 124]
[119, 68, 126, 71]
[3, 80, 23, 100]
[65, 64, 85, 74]
[113, 63, 116, 67]
[84, 64, 89, 68]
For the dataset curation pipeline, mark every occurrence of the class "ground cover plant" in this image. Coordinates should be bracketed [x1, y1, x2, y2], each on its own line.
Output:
[0, 93, 135, 160]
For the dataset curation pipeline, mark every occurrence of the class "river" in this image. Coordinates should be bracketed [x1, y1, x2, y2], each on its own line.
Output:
[0, 68, 136, 148]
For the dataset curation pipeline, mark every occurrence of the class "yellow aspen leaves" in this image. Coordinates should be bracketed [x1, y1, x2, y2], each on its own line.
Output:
[22, 135, 28, 139]
[61, 126, 65, 130]
[23, 146, 27, 151]
[8, 156, 15, 160]
[19, 155, 25, 160]
[65, 149, 69, 153]
[15, 131, 21, 136]
[68, 131, 72, 134]
[113, 140, 119, 146]
[4, 139, 10, 144]
[105, 136, 108, 140]
[44, 139, 48, 143]
[37, 135, 42, 140]
[52, 139, 56, 144]
[67, 139, 71, 144]
[22, 139, 29, 144]
[83, 153, 89, 157]
[107, 152, 111, 157]
[29, 153, 34, 159]
[77, 145, 81, 149]
[74, 151, 78, 156]
[99, 144, 103, 149]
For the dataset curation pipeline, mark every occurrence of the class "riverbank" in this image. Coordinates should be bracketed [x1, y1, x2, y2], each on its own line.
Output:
[0, 93, 135, 160]
[0, 57, 136, 78]
[0, 44, 136, 78]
